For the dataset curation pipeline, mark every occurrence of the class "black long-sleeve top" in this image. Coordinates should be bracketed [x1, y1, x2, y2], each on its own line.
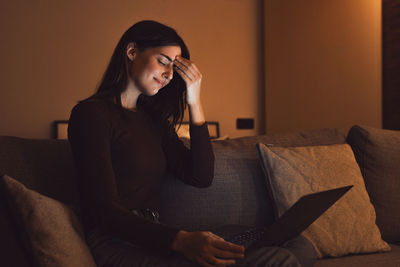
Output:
[67, 99, 214, 251]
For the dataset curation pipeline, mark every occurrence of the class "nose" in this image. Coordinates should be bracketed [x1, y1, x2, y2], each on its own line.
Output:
[163, 64, 174, 81]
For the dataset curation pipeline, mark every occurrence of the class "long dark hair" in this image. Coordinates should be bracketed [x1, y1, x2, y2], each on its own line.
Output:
[85, 20, 190, 129]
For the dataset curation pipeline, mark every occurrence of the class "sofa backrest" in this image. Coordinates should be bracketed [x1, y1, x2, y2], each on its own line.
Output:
[0, 128, 346, 232]
[160, 128, 347, 230]
[0, 136, 78, 207]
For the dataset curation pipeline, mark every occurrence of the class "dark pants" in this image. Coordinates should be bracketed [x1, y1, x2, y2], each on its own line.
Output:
[86, 228, 316, 267]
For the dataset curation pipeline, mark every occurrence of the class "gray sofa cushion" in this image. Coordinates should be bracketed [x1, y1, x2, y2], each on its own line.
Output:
[160, 128, 346, 230]
[347, 126, 400, 243]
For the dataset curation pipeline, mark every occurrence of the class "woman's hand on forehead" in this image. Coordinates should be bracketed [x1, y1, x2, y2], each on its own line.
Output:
[173, 55, 202, 106]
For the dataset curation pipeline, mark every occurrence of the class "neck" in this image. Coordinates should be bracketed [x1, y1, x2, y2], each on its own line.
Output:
[121, 82, 141, 110]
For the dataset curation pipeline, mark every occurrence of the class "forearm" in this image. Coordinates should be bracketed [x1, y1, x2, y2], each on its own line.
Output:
[188, 102, 205, 126]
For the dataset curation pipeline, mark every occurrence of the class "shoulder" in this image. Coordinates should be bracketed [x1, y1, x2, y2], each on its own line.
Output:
[72, 98, 112, 114]
[69, 98, 116, 127]
[71, 98, 115, 119]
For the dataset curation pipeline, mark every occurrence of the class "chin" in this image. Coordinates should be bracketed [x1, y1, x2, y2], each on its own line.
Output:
[139, 84, 161, 96]
[144, 88, 160, 96]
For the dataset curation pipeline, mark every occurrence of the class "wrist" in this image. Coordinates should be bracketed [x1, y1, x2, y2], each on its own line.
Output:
[188, 103, 205, 125]
[187, 101, 201, 108]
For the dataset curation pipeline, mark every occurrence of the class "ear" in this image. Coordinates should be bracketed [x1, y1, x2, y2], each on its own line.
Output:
[126, 42, 137, 61]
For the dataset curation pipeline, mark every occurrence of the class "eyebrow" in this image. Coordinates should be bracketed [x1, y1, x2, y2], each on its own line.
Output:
[160, 53, 173, 63]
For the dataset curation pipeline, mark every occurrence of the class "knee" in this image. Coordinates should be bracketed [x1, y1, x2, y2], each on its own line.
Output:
[283, 235, 317, 267]
[243, 246, 303, 267]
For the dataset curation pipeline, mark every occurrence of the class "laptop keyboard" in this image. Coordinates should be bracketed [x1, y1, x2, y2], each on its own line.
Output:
[228, 227, 266, 246]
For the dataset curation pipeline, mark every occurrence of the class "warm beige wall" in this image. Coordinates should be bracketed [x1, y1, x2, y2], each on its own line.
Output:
[0, 0, 260, 139]
[265, 0, 382, 134]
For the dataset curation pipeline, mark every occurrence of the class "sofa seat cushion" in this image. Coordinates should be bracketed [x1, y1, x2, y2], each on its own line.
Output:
[315, 244, 400, 267]
[256, 143, 390, 258]
[347, 125, 400, 243]
[1, 174, 96, 267]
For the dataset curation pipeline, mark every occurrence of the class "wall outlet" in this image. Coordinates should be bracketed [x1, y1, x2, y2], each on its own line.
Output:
[236, 118, 254, 129]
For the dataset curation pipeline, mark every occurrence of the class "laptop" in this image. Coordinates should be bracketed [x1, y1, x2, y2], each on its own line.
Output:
[213, 185, 353, 252]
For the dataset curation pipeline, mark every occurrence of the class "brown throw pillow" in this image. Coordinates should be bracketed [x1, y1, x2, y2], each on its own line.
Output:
[347, 125, 400, 243]
[256, 143, 390, 258]
[1, 174, 96, 267]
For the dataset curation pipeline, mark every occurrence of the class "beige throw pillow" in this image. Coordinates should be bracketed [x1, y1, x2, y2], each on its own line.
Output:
[256, 143, 390, 258]
[1, 174, 96, 267]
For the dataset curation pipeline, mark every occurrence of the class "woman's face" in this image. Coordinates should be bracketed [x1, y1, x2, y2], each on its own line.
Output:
[127, 45, 182, 96]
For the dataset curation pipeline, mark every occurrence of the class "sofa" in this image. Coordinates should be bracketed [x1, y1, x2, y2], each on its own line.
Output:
[1, 126, 399, 266]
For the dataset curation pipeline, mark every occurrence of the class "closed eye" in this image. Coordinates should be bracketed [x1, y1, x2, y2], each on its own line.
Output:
[157, 59, 167, 66]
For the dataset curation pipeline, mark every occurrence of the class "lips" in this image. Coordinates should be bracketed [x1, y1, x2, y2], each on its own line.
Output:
[154, 78, 164, 86]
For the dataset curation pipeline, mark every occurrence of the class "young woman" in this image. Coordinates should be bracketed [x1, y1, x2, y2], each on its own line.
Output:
[68, 20, 316, 267]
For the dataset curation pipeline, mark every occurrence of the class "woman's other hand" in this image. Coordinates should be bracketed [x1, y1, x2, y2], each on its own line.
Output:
[172, 230, 245, 267]
[173, 56, 202, 106]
